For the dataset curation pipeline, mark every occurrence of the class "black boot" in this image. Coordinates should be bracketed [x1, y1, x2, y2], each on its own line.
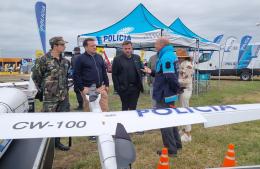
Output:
[55, 138, 70, 151]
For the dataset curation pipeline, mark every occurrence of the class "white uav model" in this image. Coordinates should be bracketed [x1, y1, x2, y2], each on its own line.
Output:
[198, 35, 260, 81]
[1, 84, 260, 168]
[0, 82, 54, 169]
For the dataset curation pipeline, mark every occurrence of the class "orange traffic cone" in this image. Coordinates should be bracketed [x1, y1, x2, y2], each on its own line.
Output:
[157, 148, 170, 169]
[222, 144, 236, 167]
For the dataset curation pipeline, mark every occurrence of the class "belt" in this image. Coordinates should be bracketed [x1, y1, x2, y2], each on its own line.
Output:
[86, 83, 102, 88]
[155, 72, 163, 76]
[129, 83, 137, 87]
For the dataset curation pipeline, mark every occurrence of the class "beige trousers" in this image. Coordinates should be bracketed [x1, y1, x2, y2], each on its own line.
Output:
[179, 88, 192, 132]
[81, 90, 109, 112]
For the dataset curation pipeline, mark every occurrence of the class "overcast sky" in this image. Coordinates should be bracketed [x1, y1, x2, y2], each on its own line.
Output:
[0, 0, 260, 57]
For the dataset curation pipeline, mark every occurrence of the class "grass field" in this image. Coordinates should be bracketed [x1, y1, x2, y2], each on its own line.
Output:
[43, 80, 260, 169]
[1, 75, 260, 169]
[0, 74, 30, 82]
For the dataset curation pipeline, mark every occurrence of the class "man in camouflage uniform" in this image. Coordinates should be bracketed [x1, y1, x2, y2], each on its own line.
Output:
[32, 36, 70, 151]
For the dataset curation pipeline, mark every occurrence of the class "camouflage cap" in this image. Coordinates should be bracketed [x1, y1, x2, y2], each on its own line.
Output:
[49, 36, 68, 46]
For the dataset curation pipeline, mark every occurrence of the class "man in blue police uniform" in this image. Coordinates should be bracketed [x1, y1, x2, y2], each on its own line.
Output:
[143, 37, 182, 156]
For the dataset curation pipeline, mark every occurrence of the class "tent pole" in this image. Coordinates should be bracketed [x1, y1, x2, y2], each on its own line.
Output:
[192, 49, 196, 96]
[218, 50, 221, 89]
[77, 35, 80, 47]
[196, 39, 199, 96]
[220, 47, 225, 84]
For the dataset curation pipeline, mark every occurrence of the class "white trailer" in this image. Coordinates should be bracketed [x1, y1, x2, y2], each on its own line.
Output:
[198, 36, 260, 81]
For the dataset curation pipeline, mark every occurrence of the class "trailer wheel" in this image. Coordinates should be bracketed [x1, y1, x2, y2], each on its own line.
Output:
[240, 71, 251, 81]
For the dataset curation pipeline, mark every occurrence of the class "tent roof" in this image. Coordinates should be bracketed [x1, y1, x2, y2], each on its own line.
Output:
[80, 4, 170, 37]
[169, 18, 210, 42]
[78, 5, 219, 50]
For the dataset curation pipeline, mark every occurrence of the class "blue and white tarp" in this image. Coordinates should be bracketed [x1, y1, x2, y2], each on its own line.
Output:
[169, 18, 219, 50]
[78, 4, 219, 50]
[169, 18, 209, 42]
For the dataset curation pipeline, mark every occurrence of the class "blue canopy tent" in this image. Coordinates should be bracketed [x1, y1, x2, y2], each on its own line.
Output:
[170, 18, 209, 42]
[169, 18, 219, 50]
[78, 4, 198, 49]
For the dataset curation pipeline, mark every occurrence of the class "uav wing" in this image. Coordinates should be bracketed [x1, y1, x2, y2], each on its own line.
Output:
[201, 104, 260, 127]
[1, 104, 260, 139]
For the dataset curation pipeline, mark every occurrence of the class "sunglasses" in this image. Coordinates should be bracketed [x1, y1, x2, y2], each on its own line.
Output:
[55, 43, 65, 46]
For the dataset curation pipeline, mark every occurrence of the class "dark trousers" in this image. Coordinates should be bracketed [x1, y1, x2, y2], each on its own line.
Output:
[156, 101, 182, 154]
[43, 97, 70, 147]
[43, 96, 70, 112]
[74, 88, 83, 108]
[119, 86, 140, 111]
[56, 98, 70, 146]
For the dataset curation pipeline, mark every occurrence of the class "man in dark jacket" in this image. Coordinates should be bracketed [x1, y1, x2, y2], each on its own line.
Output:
[73, 38, 109, 112]
[112, 41, 144, 111]
[143, 37, 182, 157]
[71, 47, 83, 110]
